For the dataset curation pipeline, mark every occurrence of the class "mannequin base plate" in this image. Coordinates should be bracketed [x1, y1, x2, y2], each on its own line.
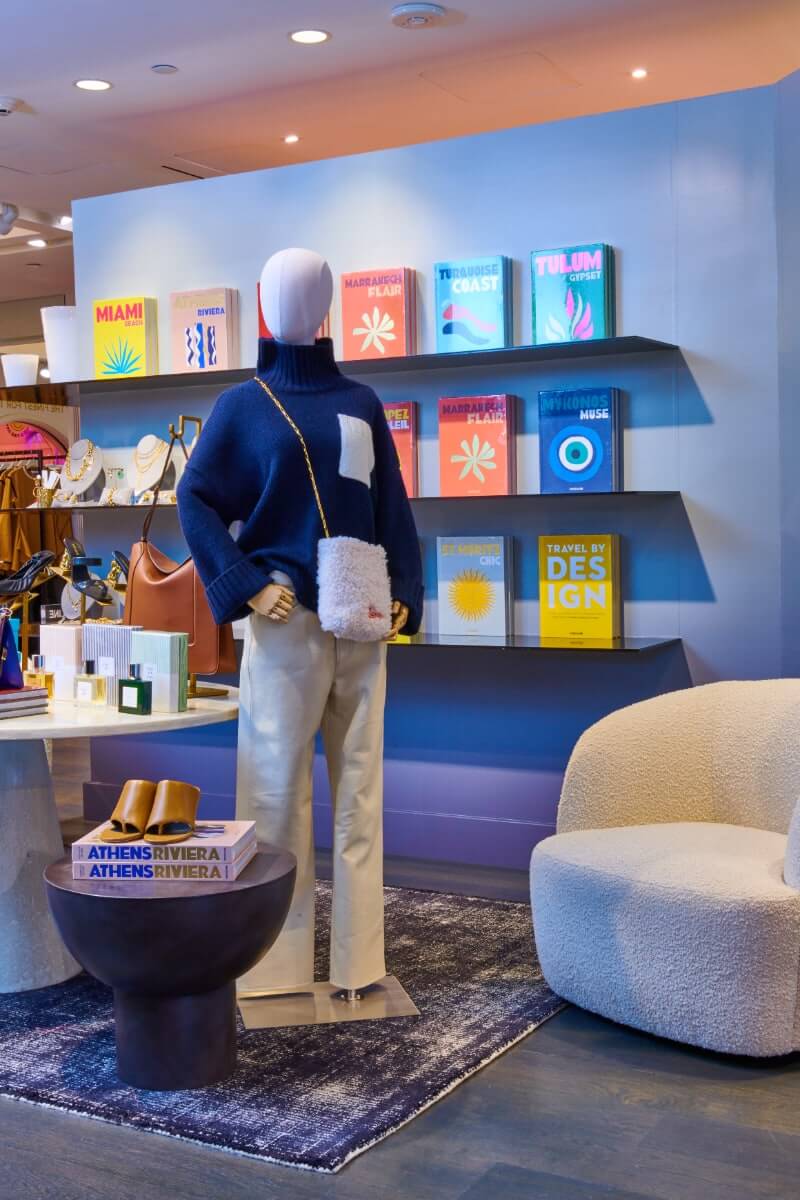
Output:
[237, 975, 419, 1030]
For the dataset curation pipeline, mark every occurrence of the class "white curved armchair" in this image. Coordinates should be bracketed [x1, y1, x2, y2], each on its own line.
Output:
[531, 680, 800, 1056]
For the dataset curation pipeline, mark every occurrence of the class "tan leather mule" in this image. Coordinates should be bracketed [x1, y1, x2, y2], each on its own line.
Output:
[100, 779, 158, 843]
[143, 780, 201, 844]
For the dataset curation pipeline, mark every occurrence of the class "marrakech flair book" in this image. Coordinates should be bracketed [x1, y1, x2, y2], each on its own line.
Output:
[438, 394, 516, 497]
[341, 268, 416, 360]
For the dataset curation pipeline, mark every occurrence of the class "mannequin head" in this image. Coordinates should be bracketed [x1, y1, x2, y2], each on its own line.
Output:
[259, 247, 333, 345]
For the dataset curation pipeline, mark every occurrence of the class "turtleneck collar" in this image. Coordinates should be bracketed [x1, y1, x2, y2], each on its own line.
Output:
[256, 337, 342, 392]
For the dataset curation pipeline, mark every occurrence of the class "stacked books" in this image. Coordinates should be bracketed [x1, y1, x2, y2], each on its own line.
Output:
[437, 536, 513, 637]
[538, 387, 622, 493]
[0, 686, 48, 720]
[169, 287, 240, 372]
[538, 534, 621, 642]
[71, 820, 257, 881]
[438, 394, 516, 497]
[531, 244, 615, 344]
[382, 401, 418, 497]
[93, 296, 158, 378]
[341, 267, 416, 360]
[434, 255, 512, 353]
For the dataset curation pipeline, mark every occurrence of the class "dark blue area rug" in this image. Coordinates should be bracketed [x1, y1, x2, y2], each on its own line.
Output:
[0, 883, 563, 1172]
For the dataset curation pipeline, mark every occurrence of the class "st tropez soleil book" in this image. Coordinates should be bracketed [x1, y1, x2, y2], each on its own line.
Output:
[93, 296, 158, 378]
[538, 387, 622, 493]
[531, 244, 615, 344]
[382, 401, 418, 497]
[438, 395, 516, 497]
[169, 287, 239, 372]
[434, 255, 512, 353]
[538, 535, 621, 641]
[72, 820, 256, 861]
[437, 536, 513, 637]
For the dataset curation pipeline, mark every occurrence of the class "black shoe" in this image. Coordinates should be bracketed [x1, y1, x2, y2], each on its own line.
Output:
[62, 537, 113, 604]
[0, 550, 56, 597]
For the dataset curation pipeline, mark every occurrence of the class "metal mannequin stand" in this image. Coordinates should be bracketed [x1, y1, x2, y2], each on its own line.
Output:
[237, 977, 420, 1030]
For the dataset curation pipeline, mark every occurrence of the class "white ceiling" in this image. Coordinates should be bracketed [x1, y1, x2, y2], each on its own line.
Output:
[0, 0, 797, 304]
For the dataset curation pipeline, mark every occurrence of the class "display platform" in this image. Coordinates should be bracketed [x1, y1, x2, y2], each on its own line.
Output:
[0, 689, 239, 994]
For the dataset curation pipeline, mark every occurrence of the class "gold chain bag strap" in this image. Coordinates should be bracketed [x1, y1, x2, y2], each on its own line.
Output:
[254, 376, 392, 642]
[123, 423, 237, 676]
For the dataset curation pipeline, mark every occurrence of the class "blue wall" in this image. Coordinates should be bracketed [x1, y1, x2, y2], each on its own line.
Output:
[73, 80, 790, 869]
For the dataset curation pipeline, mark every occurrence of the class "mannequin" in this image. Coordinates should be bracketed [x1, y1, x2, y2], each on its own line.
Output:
[177, 248, 423, 996]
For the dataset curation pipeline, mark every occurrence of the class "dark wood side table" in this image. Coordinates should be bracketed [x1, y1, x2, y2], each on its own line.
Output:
[45, 846, 296, 1091]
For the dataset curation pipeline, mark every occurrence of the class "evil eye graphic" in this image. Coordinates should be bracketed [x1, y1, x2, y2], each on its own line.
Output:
[548, 424, 603, 483]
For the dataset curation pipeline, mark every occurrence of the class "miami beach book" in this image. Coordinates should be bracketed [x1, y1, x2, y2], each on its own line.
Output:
[434, 255, 512, 353]
[538, 534, 621, 641]
[538, 387, 622, 493]
[438, 394, 516, 497]
[341, 267, 416, 360]
[437, 536, 513, 637]
[531, 244, 615, 344]
[169, 287, 240, 372]
[93, 296, 158, 378]
[383, 401, 418, 497]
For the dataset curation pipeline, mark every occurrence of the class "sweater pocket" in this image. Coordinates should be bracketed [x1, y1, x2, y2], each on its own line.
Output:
[338, 414, 375, 487]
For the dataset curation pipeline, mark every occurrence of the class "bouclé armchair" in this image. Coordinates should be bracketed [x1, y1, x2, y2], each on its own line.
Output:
[531, 680, 800, 1056]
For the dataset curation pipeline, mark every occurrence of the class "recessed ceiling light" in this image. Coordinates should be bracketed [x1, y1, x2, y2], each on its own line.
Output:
[58, 215, 73, 229]
[74, 79, 112, 91]
[289, 29, 330, 44]
[40, 367, 51, 379]
[151, 63, 179, 74]
[27, 237, 46, 248]
[284, 133, 300, 144]
[631, 67, 648, 79]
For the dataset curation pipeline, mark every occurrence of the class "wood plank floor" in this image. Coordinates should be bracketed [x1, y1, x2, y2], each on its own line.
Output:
[9, 742, 793, 1198]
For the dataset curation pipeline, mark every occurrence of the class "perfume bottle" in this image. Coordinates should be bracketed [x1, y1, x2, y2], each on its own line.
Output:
[74, 659, 107, 706]
[118, 663, 152, 716]
[23, 654, 54, 699]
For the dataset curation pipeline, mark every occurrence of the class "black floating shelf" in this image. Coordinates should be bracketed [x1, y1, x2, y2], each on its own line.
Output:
[391, 634, 681, 653]
[31, 335, 678, 398]
[0, 490, 681, 517]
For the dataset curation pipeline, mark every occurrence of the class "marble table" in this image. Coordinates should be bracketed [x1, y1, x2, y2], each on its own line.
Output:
[0, 689, 239, 994]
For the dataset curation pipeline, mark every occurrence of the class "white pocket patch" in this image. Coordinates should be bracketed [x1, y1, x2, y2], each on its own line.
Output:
[338, 414, 375, 487]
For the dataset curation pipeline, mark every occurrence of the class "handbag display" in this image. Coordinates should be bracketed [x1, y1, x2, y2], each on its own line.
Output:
[122, 422, 237, 676]
[254, 377, 393, 642]
[0, 605, 24, 690]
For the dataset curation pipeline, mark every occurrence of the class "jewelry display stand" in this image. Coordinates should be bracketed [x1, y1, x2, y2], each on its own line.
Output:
[127, 434, 173, 498]
[60, 438, 106, 504]
[237, 977, 420, 1030]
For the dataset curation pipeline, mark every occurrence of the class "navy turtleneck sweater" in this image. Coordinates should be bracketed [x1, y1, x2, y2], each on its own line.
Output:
[177, 338, 424, 634]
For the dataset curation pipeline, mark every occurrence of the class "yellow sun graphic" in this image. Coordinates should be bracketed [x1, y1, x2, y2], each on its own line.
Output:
[449, 569, 494, 622]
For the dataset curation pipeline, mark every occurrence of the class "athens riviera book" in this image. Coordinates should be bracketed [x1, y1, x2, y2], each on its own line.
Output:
[434, 255, 512, 353]
[169, 287, 240, 372]
[72, 820, 256, 862]
[531, 244, 615, 344]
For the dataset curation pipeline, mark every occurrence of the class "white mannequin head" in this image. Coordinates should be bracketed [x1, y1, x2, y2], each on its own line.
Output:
[259, 247, 333, 345]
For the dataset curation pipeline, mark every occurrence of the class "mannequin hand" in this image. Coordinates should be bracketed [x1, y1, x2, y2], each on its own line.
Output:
[248, 583, 296, 622]
[385, 600, 410, 641]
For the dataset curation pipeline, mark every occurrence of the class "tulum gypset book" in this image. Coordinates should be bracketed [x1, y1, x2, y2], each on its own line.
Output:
[169, 287, 240, 372]
[93, 296, 158, 378]
[538, 387, 622, 494]
[437, 536, 513, 637]
[383, 401, 418, 497]
[72, 820, 257, 881]
[434, 255, 512, 353]
[531, 244, 615, 344]
[538, 534, 621, 642]
[341, 268, 416, 360]
[438, 395, 516, 497]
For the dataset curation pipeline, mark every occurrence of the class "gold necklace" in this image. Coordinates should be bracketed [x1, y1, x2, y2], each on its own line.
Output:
[134, 438, 167, 473]
[64, 440, 96, 482]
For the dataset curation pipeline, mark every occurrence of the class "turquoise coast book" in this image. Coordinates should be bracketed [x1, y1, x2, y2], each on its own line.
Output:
[434, 256, 512, 352]
[531, 243, 615, 344]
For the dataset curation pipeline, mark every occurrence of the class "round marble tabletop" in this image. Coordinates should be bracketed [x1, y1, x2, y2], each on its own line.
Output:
[0, 688, 239, 740]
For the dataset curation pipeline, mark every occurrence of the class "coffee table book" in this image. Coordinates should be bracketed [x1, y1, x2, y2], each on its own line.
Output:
[72, 841, 257, 882]
[72, 819, 256, 862]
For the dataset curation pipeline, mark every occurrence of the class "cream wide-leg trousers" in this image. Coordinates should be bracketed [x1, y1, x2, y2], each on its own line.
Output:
[236, 604, 388, 993]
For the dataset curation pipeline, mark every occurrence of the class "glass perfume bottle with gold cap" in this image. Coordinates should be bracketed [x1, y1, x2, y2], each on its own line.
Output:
[23, 654, 54, 699]
[74, 659, 107, 706]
